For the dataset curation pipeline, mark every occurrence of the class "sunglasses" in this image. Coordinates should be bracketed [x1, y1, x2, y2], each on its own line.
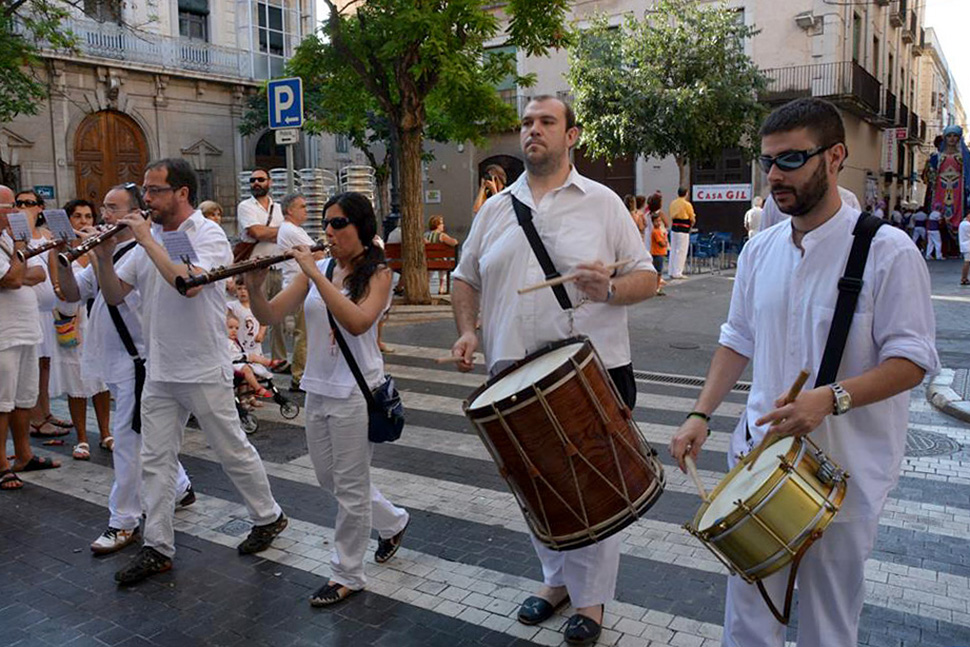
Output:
[249, 177, 268, 184]
[323, 216, 351, 230]
[15, 200, 41, 207]
[758, 144, 836, 174]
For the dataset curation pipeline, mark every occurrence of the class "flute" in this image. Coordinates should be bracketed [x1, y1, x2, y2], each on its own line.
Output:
[57, 210, 151, 267]
[175, 240, 330, 296]
[15, 238, 64, 263]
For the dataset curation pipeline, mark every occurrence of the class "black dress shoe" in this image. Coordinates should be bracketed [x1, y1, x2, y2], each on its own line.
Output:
[517, 595, 569, 625]
[563, 608, 603, 645]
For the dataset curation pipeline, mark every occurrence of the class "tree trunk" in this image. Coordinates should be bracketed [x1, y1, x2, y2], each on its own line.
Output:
[676, 155, 691, 190]
[398, 127, 430, 304]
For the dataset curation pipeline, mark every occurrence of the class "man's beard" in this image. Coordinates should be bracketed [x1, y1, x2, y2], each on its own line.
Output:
[523, 142, 562, 177]
[773, 161, 829, 217]
[251, 185, 269, 198]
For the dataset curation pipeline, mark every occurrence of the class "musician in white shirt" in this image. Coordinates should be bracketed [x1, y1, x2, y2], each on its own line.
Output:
[93, 159, 286, 584]
[55, 183, 193, 554]
[451, 96, 657, 646]
[671, 98, 939, 647]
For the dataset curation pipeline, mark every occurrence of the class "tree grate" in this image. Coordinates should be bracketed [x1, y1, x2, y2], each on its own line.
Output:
[633, 371, 751, 393]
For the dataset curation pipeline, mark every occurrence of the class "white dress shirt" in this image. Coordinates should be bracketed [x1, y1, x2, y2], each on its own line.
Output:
[0, 234, 41, 351]
[117, 210, 233, 383]
[75, 242, 146, 384]
[236, 196, 283, 259]
[276, 220, 315, 287]
[720, 204, 940, 521]
[453, 168, 654, 371]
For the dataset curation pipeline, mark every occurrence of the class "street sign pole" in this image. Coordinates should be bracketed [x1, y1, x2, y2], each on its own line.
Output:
[286, 144, 295, 193]
[267, 78, 305, 195]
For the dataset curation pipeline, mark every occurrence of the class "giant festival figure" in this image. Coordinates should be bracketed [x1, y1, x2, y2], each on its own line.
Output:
[927, 125, 970, 231]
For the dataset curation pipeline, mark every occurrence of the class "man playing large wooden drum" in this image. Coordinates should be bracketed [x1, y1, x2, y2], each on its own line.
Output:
[450, 95, 657, 645]
[671, 98, 940, 647]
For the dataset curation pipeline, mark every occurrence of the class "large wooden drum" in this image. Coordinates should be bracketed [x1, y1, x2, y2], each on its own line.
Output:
[463, 338, 665, 550]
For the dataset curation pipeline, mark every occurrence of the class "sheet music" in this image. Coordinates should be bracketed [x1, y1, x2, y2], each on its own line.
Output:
[6, 212, 31, 242]
[43, 209, 76, 241]
[161, 231, 199, 264]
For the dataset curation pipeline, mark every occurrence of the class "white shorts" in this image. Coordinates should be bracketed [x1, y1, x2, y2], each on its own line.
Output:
[0, 344, 40, 413]
[964, 252, 970, 262]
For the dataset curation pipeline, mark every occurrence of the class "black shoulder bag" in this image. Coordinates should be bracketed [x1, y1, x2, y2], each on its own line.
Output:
[104, 241, 148, 432]
[325, 260, 404, 443]
[510, 195, 573, 310]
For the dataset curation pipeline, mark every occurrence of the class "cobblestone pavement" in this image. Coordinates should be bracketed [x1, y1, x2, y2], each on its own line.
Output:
[3, 274, 970, 646]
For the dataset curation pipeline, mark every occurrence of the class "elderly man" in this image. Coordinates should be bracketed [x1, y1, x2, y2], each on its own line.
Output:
[0, 184, 61, 491]
[236, 168, 287, 367]
[450, 96, 657, 645]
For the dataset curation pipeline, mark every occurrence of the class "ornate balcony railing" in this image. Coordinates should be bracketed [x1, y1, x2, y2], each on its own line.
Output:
[761, 61, 881, 117]
[36, 16, 254, 80]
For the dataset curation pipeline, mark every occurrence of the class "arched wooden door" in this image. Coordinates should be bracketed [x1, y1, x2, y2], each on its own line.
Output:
[74, 111, 149, 205]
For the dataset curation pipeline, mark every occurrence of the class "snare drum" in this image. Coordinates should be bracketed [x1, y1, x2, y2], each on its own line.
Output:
[685, 435, 847, 623]
[463, 338, 665, 550]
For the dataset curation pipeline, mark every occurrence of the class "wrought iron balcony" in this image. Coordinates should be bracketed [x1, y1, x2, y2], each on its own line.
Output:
[902, 11, 916, 43]
[37, 16, 254, 81]
[761, 61, 881, 119]
[908, 113, 921, 142]
[890, 0, 906, 27]
[913, 28, 925, 56]
[883, 89, 897, 124]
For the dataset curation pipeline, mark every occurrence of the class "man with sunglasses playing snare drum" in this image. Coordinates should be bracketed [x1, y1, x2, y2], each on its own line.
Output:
[670, 98, 939, 647]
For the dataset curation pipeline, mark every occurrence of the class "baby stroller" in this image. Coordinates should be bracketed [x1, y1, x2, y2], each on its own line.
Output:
[233, 369, 300, 434]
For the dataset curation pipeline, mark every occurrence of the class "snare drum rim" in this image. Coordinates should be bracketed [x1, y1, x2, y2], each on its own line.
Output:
[463, 336, 592, 420]
[690, 436, 803, 539]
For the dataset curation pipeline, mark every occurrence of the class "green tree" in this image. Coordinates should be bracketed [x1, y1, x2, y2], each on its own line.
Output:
[313, 0, 569, 304]
[0, 0, 76, 186]
[566, 0, 768, 187]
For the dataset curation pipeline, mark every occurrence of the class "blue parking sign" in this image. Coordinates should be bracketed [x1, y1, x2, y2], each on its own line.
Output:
[267, 77, 304, 130]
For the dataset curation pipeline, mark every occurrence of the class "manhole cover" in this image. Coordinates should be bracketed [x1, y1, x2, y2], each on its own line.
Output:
[214, 519, 253, 537]
[905, 429, 961, 457]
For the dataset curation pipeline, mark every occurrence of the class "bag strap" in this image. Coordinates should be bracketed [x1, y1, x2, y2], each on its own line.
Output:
[325, 260, 378, 409]
[510, 194, 573, 310]
[103, 241, 140, 360]
[814, 213, 885, 388]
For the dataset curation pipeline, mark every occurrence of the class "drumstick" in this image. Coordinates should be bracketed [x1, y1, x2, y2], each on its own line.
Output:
[745, 369, 811, 470]
[517, 259, 634, 295]
[684, 455, 709, 503]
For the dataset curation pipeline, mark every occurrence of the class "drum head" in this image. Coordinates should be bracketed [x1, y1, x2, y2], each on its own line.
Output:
[468, 342, 586, 410]
[699, 435, 797, 531]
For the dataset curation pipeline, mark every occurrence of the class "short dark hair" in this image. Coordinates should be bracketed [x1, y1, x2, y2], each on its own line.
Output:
[528, 95, 577, 131]
[635, 195, 646, 210]
[146, 158, 199, 206]
[677, 187, 688, 197]
[759, 98, 846, 149]
[15, 189, 42, 206]
[250, 167, 270, 178]
[63, 199, 97, 219]
[647, 193, 662, 212]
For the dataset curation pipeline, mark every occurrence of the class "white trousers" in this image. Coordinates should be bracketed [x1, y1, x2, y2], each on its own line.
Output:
[141, 379, 281, 557]
[529, 534, 622, 609]
[669, 231, 690, 278]
[925, 230, 943, 259]
[911, 227, 926, 244]
[305, 392, 409, 590]
[106, 377, 191, 531]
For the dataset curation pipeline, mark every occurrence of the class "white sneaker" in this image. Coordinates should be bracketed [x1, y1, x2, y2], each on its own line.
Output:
[91, 527, 140, 555]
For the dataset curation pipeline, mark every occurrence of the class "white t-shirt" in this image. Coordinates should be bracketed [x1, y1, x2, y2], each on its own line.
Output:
[276, 220, 315, 287]
[227, 299, 261, 356]
[236, 196, 284, 259]
[744, 207, 763, 236]
[302, 258, 385, 398]
[453, 167, 654, 371]
[0, 233, 41, 351]
[912, 211, 927, 227]
[117, 210, 234, 383]
[74, 241, 146, 384]
[959, 219, 970, 253]
[721, 204, 939, 521]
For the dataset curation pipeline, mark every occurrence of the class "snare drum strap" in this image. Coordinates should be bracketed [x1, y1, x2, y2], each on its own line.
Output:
[814, 214, 885, 388]
[510, 195, 573, 311]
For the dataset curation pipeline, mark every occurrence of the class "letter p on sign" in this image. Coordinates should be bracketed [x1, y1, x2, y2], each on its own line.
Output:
[267, 77, 304, 130]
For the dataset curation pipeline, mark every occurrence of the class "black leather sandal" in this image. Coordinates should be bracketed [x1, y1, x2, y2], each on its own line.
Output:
[517, 594, 569, 625]
[563, 606, 603, 645]
[309, 581, 360, 607]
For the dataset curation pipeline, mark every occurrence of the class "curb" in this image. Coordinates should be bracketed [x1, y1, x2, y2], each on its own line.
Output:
[926, 368, 970, 424]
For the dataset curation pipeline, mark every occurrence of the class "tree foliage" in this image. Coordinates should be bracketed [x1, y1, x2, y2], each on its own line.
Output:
[566, 0, 768, 181]
[297, 0, 568, 304]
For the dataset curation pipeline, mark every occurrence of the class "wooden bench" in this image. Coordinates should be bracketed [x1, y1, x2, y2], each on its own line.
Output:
[384, 242, 459, 293]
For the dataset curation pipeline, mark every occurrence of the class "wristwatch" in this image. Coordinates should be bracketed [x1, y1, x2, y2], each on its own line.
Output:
[829, 382, 852, 416]
[605, 280, 616, 303]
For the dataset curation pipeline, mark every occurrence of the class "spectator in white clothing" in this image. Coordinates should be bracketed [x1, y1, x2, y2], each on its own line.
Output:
[926, 204, 944, 260]
[237, 169, 288, 366]
[743, 196, 764, 239]
[959, 213, 970, 286]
